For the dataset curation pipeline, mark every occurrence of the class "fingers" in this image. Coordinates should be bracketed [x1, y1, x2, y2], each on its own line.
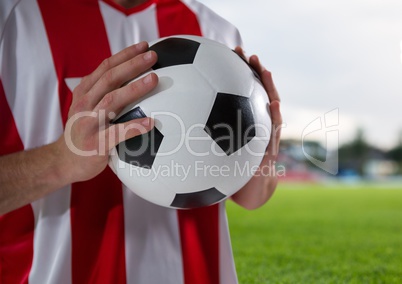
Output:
[234, 46, 280, 103]
[249, 54, 265, 75]
[87, 50, 158, 109]
[106, 117, 154, 150]
[266, 101, 282, 160]
[261, 69, 280, 103]
[93, 72, 158, 115]
[235, 46, 264, 74]
[78, 41, 149, 95]
[248, 54, 280, 103]
[234, 46, 247, 61]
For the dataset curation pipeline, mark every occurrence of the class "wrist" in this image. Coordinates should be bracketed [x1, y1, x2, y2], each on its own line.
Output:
[49, 137, 78, 187]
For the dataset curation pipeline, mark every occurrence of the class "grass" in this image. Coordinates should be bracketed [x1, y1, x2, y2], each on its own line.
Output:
[226, 183, 402, 283]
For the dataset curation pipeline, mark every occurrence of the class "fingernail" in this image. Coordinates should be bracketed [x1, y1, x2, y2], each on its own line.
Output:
[143, 51, 153, 61]
[141, 117, 151, 127]
[143, 74, 153, 84]
[136, 41, 147, 50]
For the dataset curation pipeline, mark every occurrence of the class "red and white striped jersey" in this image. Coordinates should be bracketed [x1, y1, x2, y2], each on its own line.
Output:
[0, 0, 243, 283]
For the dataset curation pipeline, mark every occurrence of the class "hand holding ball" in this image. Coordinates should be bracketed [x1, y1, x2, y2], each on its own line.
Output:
[109, 35, 271, 209]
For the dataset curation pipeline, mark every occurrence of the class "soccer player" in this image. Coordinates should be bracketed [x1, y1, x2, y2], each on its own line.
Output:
[0, 0, 282, 283]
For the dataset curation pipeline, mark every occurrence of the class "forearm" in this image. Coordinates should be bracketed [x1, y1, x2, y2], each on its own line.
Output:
[0, 141, 70, 214]
[230, 156, 278, 210]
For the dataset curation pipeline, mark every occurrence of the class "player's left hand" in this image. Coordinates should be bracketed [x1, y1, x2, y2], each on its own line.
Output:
[230, 47, 282, 210]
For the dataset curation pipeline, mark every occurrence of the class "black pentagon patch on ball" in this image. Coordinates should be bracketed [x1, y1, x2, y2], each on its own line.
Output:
[113, 107, 163, 169]
[149, 38, 200, 70]
[170, 187, 226, 209]
[205, 93, 256, 155]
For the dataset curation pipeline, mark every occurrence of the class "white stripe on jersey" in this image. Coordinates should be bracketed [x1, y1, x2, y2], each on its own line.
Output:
[180, 0, 243, 49]
[0, 1, 73, 283]
[30, 185, 73, 284]
[123, 189, 185, 284]
[99, 1, 160, 53]
[65, 78, 82, 93]
[1, 0, 63, 149]
[0, 0, 20, 39]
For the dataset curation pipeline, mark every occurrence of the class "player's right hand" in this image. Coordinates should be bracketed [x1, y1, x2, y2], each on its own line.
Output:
[56, 41, 158, 184]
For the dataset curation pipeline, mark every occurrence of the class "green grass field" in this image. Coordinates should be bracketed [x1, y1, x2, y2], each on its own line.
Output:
[227, 183, 402, 283]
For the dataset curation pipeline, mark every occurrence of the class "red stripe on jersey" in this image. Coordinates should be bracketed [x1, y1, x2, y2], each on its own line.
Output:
[37, 1, 126, 283]
[70, 169, 126, 284]
[156, 0, 203, 37]
[156, 2, 220, 283]
[0, 80, 25, 156]
[177, 205, 220, 284]
[0, 206, 35, 284]
[38, 0, 111, 126]
[0, 80, 34, 284]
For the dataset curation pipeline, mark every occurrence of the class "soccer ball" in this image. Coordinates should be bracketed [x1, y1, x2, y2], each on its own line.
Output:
[109, 35, 271, 209]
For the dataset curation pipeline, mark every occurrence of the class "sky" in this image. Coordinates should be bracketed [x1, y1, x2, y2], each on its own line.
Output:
[198, 0, 402, 150]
